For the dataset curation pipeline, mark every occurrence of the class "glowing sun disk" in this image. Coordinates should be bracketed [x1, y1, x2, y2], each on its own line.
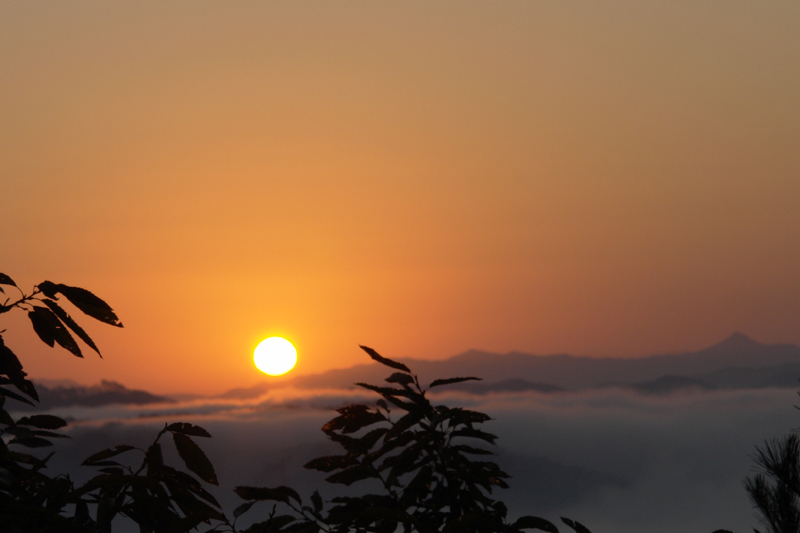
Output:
[254, 337, 297, 376]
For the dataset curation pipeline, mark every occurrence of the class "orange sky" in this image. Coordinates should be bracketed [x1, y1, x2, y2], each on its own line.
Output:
[2, 2, 799, 395]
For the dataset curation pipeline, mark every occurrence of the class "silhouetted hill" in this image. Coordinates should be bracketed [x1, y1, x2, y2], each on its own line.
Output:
[222, 333, 800, 398]
[448, 378, 564, 395]
[19, 380, 174, 410]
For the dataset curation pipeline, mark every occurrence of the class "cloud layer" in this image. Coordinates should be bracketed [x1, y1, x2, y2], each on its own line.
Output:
[15, 385, 797, 532]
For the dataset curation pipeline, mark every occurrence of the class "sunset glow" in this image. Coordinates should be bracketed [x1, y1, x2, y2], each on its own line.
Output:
[1, 2, 798, 396]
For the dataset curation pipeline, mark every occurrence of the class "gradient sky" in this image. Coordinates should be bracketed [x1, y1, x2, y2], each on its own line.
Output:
[2, 1, 799, 394]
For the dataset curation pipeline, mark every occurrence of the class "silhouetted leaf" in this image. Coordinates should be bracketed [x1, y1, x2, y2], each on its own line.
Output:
[233, 500, 256, 518]
[0, 385, 35, 406]
[167, 422, 212, 437]
[49, 283, 123, 327]
[452, 444, 494, 455]
[513, 516, 560, 532]
[284, 522, 320, 533]
[0, 336, 38, 402]
[0, 273, 16, 287]
[146, 441, 164, 468]
[323, 404, 385, 434]
[83, 444, 136, 465]
[5, 450, 48, 467]
[42, 298, 101, 356]
[173, 432, 218, 485]
[10, 436, 53, 448]
[304, 454, 359, 473]
[360, 345, 410, 373]
[28, 306, 83, 357]
[450, 427, 498, 445]
[17, 414, 67, 429]
[235, 485, 302, 505]
[326, 465, 375, 486]
[157, 463, 220, 506]
[386, 372, 414, 386]
[269, 515, 297, 529]
[561, 517, 592, 533]
[0, 402, 13, 426]
[383, 410, 423, 441]
[428, 376, 481, 388]
[32, 429, 70, 439]
[448, 408, 492, 425]
[311, 490, 323, 513]
[357, 427, 388, 451]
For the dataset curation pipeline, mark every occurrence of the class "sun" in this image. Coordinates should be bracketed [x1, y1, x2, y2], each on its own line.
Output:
[253, 337, 297, 376]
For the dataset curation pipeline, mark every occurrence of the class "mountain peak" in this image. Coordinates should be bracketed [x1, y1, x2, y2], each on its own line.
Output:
[714, 332, 761, 349]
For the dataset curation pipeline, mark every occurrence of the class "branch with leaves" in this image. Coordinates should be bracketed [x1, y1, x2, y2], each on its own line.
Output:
[233, 346, 594, 533]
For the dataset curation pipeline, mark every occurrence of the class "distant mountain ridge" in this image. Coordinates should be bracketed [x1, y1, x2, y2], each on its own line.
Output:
[18, 380, 174, 411]
[223, 333, 800, 399]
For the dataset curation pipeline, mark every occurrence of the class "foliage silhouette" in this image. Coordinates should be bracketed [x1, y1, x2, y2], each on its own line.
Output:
[232, 345, 592, 533]
[745, 434, 800, 533]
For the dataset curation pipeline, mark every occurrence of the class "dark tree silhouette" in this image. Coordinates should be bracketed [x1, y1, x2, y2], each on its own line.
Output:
[745, 434, 800, 533]
[232, 345, 592, 533]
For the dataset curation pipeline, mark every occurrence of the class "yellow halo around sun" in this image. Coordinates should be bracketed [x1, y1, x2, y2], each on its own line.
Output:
[254, 337, 297, 376]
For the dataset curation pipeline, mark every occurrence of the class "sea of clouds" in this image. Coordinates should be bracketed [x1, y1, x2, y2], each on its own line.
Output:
[12, 386, 799, 533]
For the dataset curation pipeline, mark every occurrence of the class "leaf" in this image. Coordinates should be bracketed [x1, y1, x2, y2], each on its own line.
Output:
[359, 345, 410, 373]
[5, 450, 48, 467]
[0, 337, 38, 403]
[266, 515, 296, 530]
[41, 299, 101, 356]
[233, 500, 256, 518]
[32, 429, 70, 439]
[304, 454, 359, 473]
[383, 410, 423, 441]
[0, 403, 14, 426]
[83, 444, 136, 465]
[450, 427, 498, 445]
[173, 432, 218, 485]
[51, 283, 123, 327]
[311, 490, 323, 513]
[386, 372, 414, 386]
[146, 441, 164, 468]
[10, 436, 53, 448]
[0, 273, 16, 287]
[323, 404, 385, 434]
[325, 464, 375, 486]
[16, 414, 67, 429]
[167, 422, 212, 438]
[561, 517, 592, 533]
[235, 485, 302, 505]
[0, 385, 36, 406]
[452, 444, 494, 455]
[513, 516, 560, 532]
[428, 376, 481, 388]
[27, 306, 83, 357]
